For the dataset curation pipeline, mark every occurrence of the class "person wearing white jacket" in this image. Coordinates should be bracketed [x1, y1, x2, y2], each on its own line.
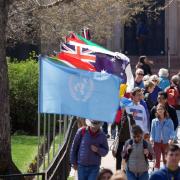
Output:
[126, 87, 149, 135]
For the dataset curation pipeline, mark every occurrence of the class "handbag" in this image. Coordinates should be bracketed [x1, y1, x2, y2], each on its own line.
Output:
[110, 133, 120, 158]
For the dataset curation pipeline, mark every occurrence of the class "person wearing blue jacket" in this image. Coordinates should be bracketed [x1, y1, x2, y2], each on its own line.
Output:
[70, 119, 109, 180]
[150, 144, 180, 180]
[158, 68, 170, 91]
[150, 104, 174, 170]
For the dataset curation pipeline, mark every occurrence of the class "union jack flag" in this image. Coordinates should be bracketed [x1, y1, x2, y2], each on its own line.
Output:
[58, 43, 96, 71]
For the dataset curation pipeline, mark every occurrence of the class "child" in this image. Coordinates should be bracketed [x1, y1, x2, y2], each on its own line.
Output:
[122, 125, 153, 180]
[70, 119, 109, 180]
[150, 104, 174, 170]
[97, 168, 113, 180]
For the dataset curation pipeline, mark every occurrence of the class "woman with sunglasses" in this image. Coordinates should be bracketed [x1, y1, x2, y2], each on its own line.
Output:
[134, 68, 145, 89]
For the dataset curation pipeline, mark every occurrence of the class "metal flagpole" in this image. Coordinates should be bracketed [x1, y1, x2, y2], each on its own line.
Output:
[37, 113, 41, 180]
[59, 115, 62, 148]
[64, 115, 68, 133]
[47, 114, 50, 165]
[43, 113, 46, 170]
[167, 38, 171, 74]
[53, 114, 56, 157]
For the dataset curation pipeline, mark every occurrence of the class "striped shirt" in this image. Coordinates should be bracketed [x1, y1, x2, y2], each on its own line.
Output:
[126, 103, 149, 133]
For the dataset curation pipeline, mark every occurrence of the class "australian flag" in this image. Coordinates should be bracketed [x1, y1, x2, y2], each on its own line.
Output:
[58, 43, 129, 84]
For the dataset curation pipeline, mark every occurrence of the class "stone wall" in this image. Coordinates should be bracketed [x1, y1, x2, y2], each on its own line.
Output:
[177, 0, 180, 57]
[165, 0, 178, 55]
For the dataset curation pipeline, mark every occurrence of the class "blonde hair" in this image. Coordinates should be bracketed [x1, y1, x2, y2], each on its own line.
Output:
[144, 80, 154, 89]
[143, 75, 150, 82]
[135, 68, 144, 75]
[171, 75, 180, 86]
[150, 74, 160, 84]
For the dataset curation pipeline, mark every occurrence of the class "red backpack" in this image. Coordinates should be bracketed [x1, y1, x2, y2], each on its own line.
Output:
[166, 86, 179, 108]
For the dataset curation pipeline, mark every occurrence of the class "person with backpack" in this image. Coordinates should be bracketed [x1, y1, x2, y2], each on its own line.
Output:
[70, 119, 109, 180]
[166, 75, 180, 109]
[122, 125, 154, 180]
[150, 104, 174, 170]
[115, 109, 136, 170]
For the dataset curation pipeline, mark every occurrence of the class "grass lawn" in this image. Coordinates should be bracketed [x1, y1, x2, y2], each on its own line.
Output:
[68, 177, 74, 180]
[12, 135, 40, 173]
[40, 133, 64, 170]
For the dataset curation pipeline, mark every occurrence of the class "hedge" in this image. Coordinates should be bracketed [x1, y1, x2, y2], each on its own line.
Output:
[8, 58, 38, 134]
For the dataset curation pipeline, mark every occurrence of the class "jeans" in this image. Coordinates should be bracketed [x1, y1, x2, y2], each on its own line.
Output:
[126, 170, 149, 180]
[78, 165, 99, 180]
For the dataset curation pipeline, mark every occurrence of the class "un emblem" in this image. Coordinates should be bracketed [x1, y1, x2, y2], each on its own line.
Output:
[68, 75, 94, 102]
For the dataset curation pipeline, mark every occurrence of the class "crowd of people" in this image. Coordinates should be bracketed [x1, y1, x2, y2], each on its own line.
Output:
[70, 56, 180, 180]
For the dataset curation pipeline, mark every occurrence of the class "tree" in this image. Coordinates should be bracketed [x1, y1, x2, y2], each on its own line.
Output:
[6, 0, 161, 50]
[0, 0, 167, 175]
[0, 0, 73, 175]
[0, 0, 14, 174]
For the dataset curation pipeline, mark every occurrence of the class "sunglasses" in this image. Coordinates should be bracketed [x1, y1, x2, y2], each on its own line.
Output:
[137, 73, 144, 76]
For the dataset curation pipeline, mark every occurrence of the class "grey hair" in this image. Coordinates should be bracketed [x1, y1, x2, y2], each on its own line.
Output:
[158, 68, 169, 78]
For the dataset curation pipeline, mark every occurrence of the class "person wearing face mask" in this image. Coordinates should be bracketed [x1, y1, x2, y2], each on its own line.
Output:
[150, 104, 174, 170]
[150, 144, 180, 180]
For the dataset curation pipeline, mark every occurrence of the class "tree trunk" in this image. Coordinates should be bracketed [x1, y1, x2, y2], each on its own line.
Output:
[0, 1, 21, 176]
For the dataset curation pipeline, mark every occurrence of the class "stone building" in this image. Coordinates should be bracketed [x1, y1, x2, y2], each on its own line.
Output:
[107, 0, 180, 74]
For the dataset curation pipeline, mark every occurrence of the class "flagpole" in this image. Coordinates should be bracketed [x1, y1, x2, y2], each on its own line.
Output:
[43, 113, 46, 170]
[53, 114, 56, 157]
[37, 113, 41, 180]
[47, 114, 50, 165]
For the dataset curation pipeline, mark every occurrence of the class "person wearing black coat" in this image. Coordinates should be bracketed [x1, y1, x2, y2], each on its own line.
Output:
[150, 91, 178, 130]
[115, 110, 135, 170]
[136, 56, 153, 75]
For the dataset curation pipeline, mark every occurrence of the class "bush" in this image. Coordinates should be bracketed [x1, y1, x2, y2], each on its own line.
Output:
[8, 58, 38, 134]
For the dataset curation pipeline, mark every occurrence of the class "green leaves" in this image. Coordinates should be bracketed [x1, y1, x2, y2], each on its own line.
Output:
[8, 57, 38, 134]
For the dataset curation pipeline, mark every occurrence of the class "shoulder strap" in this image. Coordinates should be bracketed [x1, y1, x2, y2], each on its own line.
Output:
[128, 139, 133, 145]
[143, 140, 148, 149]
[81, 127, 87, 137]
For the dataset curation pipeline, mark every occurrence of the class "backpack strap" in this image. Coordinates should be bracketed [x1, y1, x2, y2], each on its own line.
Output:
[128, 139, 133, 146]
[81, 127, 87, 137]
[126, 139, 150, 163]
[143, 140, 148, 149]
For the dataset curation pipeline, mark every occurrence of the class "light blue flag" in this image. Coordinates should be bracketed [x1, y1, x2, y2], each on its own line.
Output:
[119, 97, 133, 108]
[38, 56, 121, 123]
